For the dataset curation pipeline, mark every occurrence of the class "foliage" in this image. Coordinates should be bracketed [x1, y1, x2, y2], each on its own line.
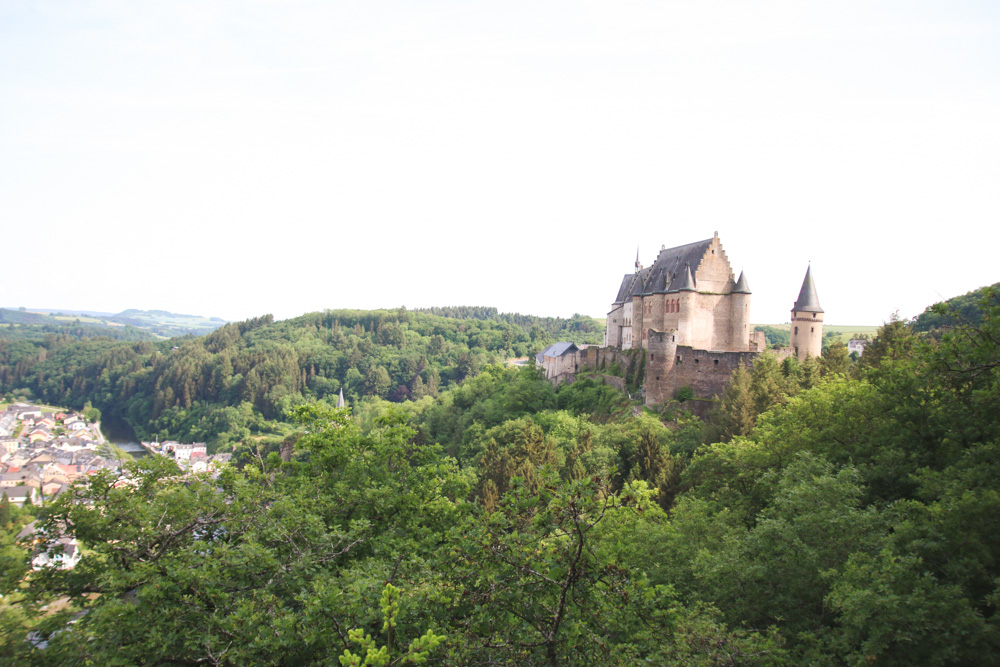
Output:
[7, 291, 1000, 662]
[911, 282, 999, 333]
[753, 325, 790, 349]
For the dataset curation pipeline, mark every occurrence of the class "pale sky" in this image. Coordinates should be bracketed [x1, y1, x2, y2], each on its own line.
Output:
[3, 1, 998, 325]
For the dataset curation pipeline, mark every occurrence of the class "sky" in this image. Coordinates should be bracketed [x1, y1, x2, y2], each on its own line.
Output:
[2, 1, 998, 326]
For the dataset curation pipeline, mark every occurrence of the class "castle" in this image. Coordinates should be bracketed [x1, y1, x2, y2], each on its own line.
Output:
[542, 233, 823, 407]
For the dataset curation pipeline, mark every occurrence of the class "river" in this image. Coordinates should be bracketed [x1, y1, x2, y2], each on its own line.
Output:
[100, 414, 148, 457]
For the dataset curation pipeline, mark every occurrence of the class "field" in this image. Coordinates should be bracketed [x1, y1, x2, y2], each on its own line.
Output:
[753, 323, 880, 344]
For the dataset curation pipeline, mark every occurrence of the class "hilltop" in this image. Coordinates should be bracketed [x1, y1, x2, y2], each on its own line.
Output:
[0, 307, 228, 340]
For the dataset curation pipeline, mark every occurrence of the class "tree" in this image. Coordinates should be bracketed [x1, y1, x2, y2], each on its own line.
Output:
[821, 340, 851, 376]
[338, 583, 445, 666]
[0, 492, 9, 527]
[705, 363, 755, 442]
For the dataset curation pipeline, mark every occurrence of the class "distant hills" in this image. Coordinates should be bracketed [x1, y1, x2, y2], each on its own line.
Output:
[0, 307, 228, 338]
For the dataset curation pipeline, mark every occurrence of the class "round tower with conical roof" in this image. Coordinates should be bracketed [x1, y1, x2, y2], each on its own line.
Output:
[790, 265, 824, 360]
[730, 270, 752, 351]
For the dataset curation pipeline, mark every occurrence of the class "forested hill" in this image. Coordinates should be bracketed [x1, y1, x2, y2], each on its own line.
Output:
[0, 307, 600, 448]
[912, 282, 999, 333]
[5, 289, 1000, 663]
[412, 306, 604, 339]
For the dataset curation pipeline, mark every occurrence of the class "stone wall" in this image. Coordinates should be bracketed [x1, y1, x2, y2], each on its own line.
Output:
[644, 330, 760, 406]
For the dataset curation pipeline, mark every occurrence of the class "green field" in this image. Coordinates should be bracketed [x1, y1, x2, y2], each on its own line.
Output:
[754, 323, 880, 344]
[49, 314, 125, 326]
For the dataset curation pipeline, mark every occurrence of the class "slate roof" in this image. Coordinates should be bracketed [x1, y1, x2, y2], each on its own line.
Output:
[612, 238, 715, 303]
[535, 342, 579, 365]
[733, 271, 751, 294]
[792, 265, 823, 313]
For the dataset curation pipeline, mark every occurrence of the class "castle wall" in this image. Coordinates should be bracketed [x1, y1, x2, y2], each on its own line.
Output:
[541, 351, 580, 381]
[622, 301, 634, 349]
[605, 305, 623, 347]
[632, 295, 644, 349]
[645, 330, 760, 406]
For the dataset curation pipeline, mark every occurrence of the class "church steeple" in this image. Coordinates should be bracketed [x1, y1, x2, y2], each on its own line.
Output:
[337, 388, 345, 409]
[635, 247, 641, 273]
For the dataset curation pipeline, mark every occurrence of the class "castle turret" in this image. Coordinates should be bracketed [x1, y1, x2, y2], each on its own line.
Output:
[790, 265, 824, 360]
[631, 273, 645, 349]
[676, 264, 697, 344]
[646, 329, 678, 405]
[730, 270, 752, 351]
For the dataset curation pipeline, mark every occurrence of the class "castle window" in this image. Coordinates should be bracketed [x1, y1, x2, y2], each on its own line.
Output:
[651, 354, 654, 360]
[813, 313, 816, 318]
[811, 327, 814, 333]
[677, 356, 682, 363]
[695, 358, 699, 364]
[714, 359, 719, 366]
[794, 326, 799, 335]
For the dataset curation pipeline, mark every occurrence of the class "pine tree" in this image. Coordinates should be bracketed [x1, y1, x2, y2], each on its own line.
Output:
[0, 492, 11, 527]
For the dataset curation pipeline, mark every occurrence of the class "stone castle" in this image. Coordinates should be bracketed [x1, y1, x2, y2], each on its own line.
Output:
[540, 233, 823, 407]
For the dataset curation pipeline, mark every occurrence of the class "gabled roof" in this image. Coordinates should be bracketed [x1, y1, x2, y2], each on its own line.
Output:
[535, 342, 579, 364]
[792, 265, 823, 313]
[611, 238, 716, 302]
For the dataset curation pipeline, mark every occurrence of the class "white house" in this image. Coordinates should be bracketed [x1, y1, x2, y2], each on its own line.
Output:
[32, 537, 81, 570]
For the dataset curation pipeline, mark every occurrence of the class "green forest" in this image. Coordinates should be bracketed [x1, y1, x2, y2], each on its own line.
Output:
[2, 289, 999, 664]
[0, 308, 604, 450]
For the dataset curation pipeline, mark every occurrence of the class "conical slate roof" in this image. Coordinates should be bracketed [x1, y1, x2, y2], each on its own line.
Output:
[733, 271, 751, 294]
[792, 265, 823, 313]
[678, 264, 696, 292]
[337, 388, 346, 408]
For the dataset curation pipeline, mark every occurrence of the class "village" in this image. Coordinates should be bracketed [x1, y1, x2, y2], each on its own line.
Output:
[0, 402, 230, 571]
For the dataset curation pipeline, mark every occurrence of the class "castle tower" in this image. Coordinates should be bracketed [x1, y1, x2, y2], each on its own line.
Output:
[631, 273, 645, 349]
[730, 270, 752, 351]
[790, 265, 824, 360]
[676, 263, 697, 344]
[645, 329, 678, 405]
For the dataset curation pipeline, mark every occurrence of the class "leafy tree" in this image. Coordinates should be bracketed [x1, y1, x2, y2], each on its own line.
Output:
[338, 583, 445, 666]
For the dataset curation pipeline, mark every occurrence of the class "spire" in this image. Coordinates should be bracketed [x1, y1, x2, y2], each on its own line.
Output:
[679, 264, 696, 292]
[635, 247, 641, 273]
[733, 270, 751, 294]
[337, 388, 345, 408]
[792, 265, 823, 313]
